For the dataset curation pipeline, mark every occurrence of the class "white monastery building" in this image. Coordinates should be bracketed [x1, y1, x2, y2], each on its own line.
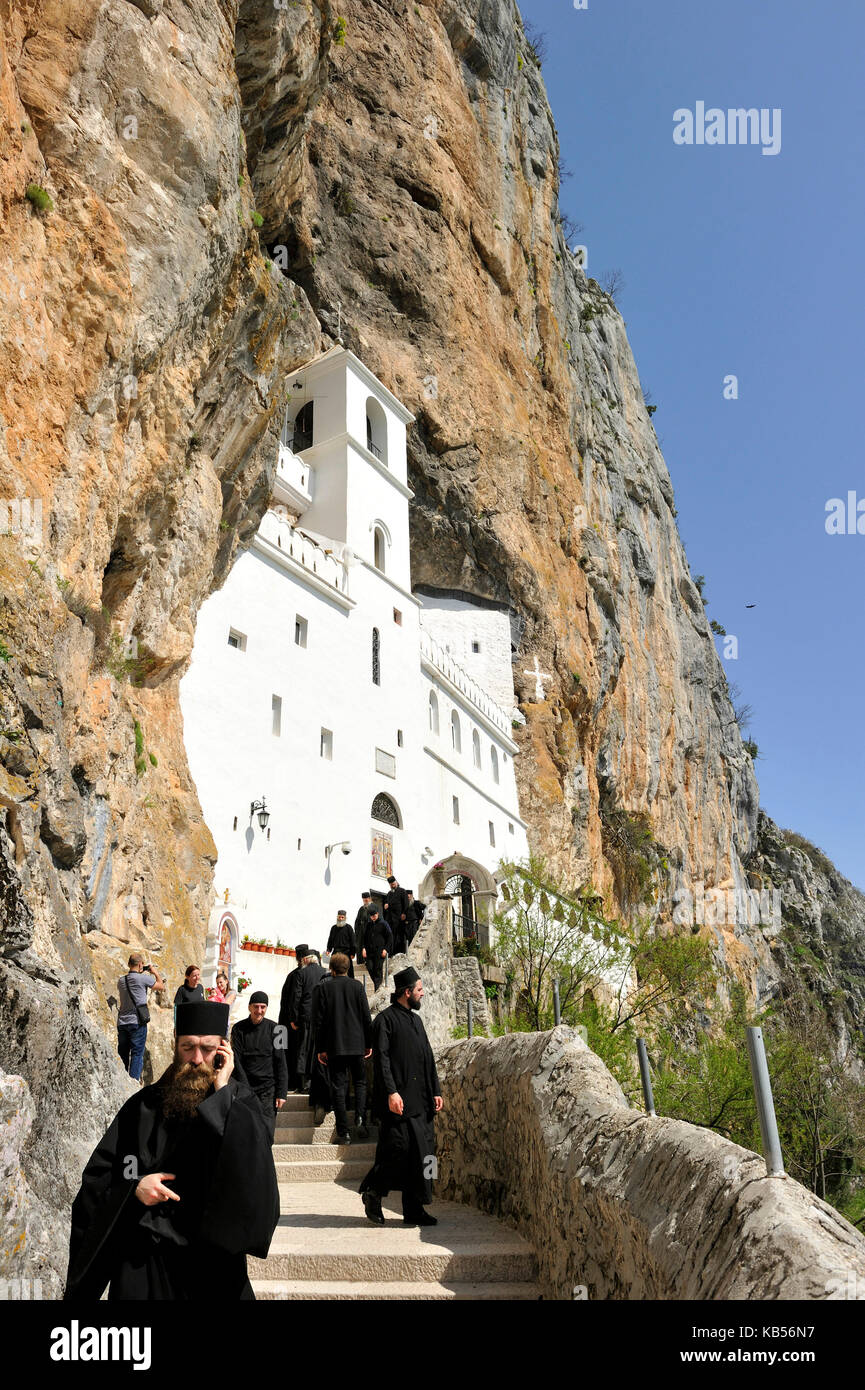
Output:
[180, 347, 529, 993]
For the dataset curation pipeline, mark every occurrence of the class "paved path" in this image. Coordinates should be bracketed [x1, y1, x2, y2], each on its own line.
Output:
[251, 965, 539, 1299]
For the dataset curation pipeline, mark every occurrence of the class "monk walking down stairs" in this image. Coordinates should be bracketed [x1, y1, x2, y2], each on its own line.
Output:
[359, 967, 443, 1227]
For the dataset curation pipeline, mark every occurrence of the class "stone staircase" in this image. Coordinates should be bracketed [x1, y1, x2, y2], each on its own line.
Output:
[249, 964, 540, 1299]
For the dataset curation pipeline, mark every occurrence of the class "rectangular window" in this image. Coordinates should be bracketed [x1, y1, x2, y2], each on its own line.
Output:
[320, 728, 333, 760]
[472, 640, 480, 653]
[375, 748, 396, 778]
[489, 821, 496, 846]
[295, 615, 308, 647]
[393, 608, 402, 625]
[397, 729, 403, 748]
[228, 628, 247, 651]
[272, 695, 282, 737]
[297, 838, 302, 851]
[508, 822, 514, 835]
[452, 795, 460, 825]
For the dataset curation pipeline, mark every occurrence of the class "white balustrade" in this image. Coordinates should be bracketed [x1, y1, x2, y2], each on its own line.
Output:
[259, 510, 349, 595]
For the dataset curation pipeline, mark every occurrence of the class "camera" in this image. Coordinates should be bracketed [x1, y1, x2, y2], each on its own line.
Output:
[341, 843, 352, 856]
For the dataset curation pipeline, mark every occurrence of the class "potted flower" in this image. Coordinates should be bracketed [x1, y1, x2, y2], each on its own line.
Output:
[236, 974, 252, 993]
[432, 861, 447, 895]
[241, 935, 252, 950]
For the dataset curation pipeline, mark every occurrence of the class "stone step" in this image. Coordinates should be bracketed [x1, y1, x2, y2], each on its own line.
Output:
[251, 1182, 538, 1284]
[279, 1095, 323, 1112]
[251, 1279, 541, 1301]
[274, 1159, 369, 1183]
[276, 1142, 376, 1163]
[276, 1121, 336, 1142]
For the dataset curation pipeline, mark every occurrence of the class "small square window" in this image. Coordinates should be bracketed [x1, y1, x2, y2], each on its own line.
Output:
[295, 615, 308, 647]
[272, 694, 282, 737]
[320, 728, 333, 760]
[393, 608, 402, 625]
[508, 822, 514, 835]
[489, 821, 495, 846]
[472, 640, 480, 654]
[228, 628, 247, 651]
[452, 795, 460, 825]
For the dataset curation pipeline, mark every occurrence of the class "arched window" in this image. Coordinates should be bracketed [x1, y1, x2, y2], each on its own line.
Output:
[365, 396, 387, 464]
[490, 745, 500, 784]
[291, 401, 313, 452]
[372, 627, 380, 685]
[373, 526, 386, 573]
[429, 690, 439, 735]
[371, 792, 400, 827]
[472, 729, 481, 770]
[451, 710, 461, 753]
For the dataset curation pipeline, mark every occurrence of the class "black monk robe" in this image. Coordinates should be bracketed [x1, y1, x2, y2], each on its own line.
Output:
[65, 1076, 279, 1301]
[359, 1002, 440, 1207]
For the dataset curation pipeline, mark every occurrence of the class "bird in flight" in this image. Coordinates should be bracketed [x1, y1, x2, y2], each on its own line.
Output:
[745, 604, 756, 609]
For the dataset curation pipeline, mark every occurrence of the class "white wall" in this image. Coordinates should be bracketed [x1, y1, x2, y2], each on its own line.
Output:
[419, 594, 516, 716]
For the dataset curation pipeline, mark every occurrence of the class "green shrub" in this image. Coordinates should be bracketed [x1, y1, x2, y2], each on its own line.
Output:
[25, 184, 53, 212]
[334, 15, 346, 44]
[0, 640, 11, 663]
[251, 210, 263, 228]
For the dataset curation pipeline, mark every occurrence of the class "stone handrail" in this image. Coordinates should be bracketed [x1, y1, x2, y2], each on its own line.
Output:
[258, 510, 349, 595]
[435, 1027, 865, 1300]
[419, 628, 511, 735]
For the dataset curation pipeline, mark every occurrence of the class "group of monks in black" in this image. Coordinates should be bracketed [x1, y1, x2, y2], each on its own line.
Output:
[325, 880, 427, 987]
[65, 879, 440, 1300]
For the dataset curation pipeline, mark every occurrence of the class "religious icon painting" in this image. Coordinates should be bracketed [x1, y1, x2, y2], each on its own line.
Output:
[371, 829, 393, 879]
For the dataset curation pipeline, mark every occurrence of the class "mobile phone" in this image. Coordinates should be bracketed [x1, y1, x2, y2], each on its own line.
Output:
[213, 1052, 224, 1070]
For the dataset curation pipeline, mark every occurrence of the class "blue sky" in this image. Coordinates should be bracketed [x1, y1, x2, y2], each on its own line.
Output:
[519, 0, 865, 888]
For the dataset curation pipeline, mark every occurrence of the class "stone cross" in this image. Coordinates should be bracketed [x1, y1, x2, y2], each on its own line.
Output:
[523, 655, 553, 701]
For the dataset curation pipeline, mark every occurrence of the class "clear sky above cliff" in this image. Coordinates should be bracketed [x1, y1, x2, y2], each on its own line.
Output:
[522, 0, 865, 888]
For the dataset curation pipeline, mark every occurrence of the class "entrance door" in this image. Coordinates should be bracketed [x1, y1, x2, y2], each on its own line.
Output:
[446, 874, 476, 941]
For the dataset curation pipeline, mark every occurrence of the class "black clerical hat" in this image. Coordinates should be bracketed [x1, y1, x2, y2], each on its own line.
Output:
[361, 891, 371, 899]
[387, 875, 396, 884]
[393, 966, 420, 992]
[175, 1000, 229, 1037]
[249, 991, 268, 1005]
[294, 943, 309, 959]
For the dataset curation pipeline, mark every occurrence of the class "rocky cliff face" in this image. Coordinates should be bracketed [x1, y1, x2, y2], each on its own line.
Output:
[0, 0, 329, 1288]
[0, 0, 861, 1292]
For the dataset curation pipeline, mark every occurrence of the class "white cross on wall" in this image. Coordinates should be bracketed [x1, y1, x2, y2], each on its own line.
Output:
[523, 655, 553, 701]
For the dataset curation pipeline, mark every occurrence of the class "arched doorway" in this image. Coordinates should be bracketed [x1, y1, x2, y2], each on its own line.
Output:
[419, 854, 498, 949]
[446, 873, 476, 936]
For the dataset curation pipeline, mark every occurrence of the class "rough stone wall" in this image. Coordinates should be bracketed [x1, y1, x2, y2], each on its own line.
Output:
[436, 1027, 865, 1300]
[451, 955, 491, 1034]
[369, 896, 461, 1050]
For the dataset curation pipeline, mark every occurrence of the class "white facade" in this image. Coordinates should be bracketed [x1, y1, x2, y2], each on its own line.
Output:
[179, 347, 529, 983]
